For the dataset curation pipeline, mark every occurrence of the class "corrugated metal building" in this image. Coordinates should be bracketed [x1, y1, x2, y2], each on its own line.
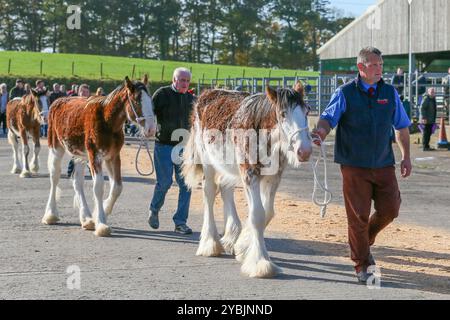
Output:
[318, 0, 450, 73]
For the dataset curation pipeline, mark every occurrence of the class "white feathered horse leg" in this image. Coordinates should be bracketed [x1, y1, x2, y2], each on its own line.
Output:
[237, 169, 281, 278]
[72, 160, 95, 230]
[196, 164, 224, 257]
[42, 147, 65, 225]
[219, 184, 241, 254]
[8, 130, 21, 174]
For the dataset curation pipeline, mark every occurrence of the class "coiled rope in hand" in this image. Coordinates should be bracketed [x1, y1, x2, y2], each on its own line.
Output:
[135, 135, 154, 177]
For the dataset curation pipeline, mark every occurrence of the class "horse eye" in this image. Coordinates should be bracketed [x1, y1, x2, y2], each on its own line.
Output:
[281, 111, 287, 118]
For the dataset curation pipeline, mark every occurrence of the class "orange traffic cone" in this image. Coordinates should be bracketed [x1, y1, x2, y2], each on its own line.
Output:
[437, 117, 449, 149]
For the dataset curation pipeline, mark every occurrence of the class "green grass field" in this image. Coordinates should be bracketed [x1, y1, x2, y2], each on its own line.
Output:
[0, 51, 317, 82]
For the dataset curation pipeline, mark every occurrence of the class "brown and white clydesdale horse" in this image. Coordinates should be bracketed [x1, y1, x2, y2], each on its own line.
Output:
[42, 75, 156, 237]
[6, 89, 49, 177]
[182, 83, 312, 278]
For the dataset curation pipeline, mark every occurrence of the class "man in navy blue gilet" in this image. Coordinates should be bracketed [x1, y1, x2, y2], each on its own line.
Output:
[314, 47, 412, 284]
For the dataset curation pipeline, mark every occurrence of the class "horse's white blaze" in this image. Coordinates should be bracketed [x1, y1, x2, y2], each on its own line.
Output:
[141, 91, 156, 136]
[282, 105, 311, 165]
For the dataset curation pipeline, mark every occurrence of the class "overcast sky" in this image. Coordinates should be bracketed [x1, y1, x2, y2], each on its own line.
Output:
[329, 0, 378, 17]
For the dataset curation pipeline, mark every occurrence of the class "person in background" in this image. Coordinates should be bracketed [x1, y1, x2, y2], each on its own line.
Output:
[78, 84, 90, 98]
[420, 87, 437, 151]
[34, 80, 49, 137]
[35, 79, 46, 92]
[9, 79, 26, 99]
[95, 87, 106, 96]
[0, 83, 9, 136]
[442, 67, 450, 116]
[67, 84, 91, 177]
[49, 83, 66, 105]
[67, 84, 78, 97]
[24, 83, 31, 95]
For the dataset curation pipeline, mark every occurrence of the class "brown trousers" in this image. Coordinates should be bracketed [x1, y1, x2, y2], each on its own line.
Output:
[340, 165, 401, 272]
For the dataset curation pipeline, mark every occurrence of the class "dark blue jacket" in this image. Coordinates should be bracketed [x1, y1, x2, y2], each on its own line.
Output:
[335, 76, 398, 168]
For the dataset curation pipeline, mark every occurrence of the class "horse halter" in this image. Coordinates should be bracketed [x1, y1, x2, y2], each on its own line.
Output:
[126, 91, 154, 124]
[287, 126, 310, 151]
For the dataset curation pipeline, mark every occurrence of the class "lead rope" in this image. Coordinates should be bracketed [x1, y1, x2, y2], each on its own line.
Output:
[309, 133, 332, 218]
[135, 133, 155, 177]
[287, 128, 333, 217]
[127, 94, 155, 176]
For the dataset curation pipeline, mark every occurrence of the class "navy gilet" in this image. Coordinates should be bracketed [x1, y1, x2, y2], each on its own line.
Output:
[335, 76, 397, 168]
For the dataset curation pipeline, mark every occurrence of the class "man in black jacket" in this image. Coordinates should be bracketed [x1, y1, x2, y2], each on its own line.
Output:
[420, 87, 437, 151]
[148, 67, 195, 234]
[9, 79, 26, 99]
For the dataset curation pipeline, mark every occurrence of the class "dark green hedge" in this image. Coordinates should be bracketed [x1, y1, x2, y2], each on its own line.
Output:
[0, 75, 175, 94]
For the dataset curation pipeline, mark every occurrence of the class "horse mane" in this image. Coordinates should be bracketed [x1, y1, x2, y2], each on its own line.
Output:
[229, 88, 299, 130]
[21, 94, 34, 106]
[77, 84, 124, 110]
[87, 80, 148, 109]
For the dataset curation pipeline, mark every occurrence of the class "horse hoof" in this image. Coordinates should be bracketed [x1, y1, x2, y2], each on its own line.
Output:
[31, 167, 39, 174]
[41, 213, 60, 225]
[81, 219, 95, 231]
[196, 238, 224, 257]
[94, 224, 112, 237]
[11, 168, 21, 174]
[241, 259, 281, 278]
[20, 171, 31, 178]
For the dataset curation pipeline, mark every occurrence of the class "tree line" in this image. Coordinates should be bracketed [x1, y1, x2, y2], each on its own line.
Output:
[0, 0, 353, 70]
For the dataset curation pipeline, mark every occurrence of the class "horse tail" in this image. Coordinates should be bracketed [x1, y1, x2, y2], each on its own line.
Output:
[47, 98, 64, 149]
[182, 124, 203, 190]
[47, 110, 54, 148]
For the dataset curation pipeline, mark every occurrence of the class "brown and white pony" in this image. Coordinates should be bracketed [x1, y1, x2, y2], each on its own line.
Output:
[182, 83, 312, 278]
[42, 75, 156, 237]
[6, 90, 49, 177]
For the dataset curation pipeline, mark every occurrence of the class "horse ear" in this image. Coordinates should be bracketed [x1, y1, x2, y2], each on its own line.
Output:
[293, 81, 304, 96]
[124, 76, 135, 93]
[31, 89, 38, 97]
[265, 86, 277, 104]
[142, 74, 149, 86]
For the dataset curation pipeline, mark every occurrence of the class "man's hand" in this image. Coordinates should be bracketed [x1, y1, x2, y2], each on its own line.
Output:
[311, 127, 327, 146]
[400, 158, 412, 178]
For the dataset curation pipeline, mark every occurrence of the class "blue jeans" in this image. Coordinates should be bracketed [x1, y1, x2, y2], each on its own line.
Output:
[40, 124, 48, 137]
[149, 142, 191, 226]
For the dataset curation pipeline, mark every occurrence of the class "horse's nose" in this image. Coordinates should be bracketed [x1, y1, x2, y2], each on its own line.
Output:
[297, 146, 312, 162]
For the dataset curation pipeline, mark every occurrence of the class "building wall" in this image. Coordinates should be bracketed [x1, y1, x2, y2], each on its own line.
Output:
[318, 0, 450, 60]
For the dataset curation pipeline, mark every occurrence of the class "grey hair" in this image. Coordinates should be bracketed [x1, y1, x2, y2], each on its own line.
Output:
[173, 67, 192, 80]
[357, 47, 382, 64]
[0, 83, 7, 90]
